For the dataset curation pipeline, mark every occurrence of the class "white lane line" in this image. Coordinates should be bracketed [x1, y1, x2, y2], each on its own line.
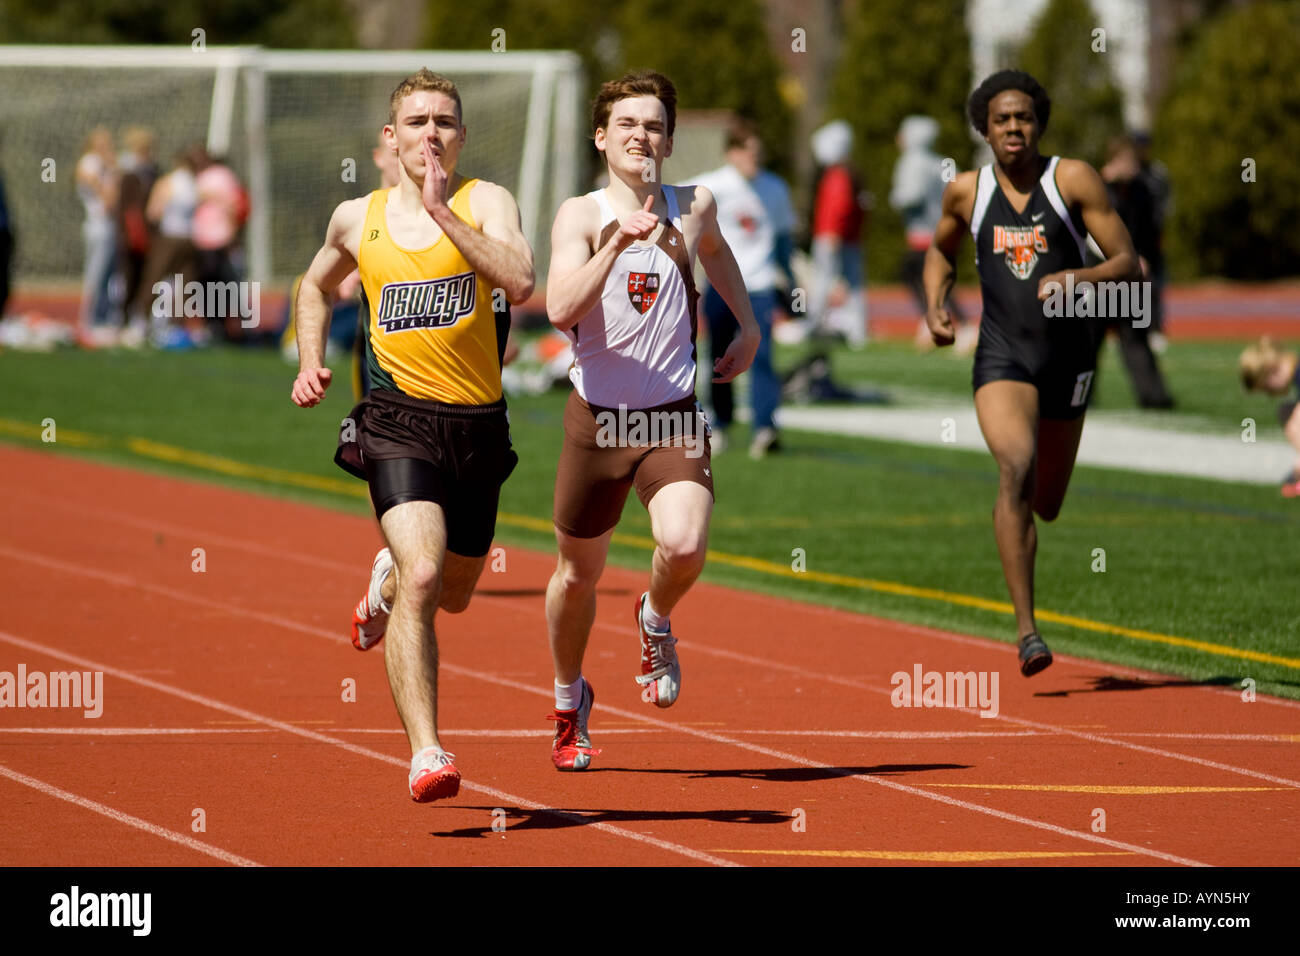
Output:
[2, 726, 1293, 742]
[436, 663, 1212, 868]
[13, 487, 1300, 715]
[0, 544, 1263, 863]
[0, 762, 260, 866]
[620, 634, 1300, 789]
[0, 628, 738, 868]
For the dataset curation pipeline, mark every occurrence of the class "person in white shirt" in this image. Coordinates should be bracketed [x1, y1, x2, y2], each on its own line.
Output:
[694, 117, 796, 458]
[75, 127, 120, 338]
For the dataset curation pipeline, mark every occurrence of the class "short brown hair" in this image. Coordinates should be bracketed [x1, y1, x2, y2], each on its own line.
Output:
[591, 70, 677, 138]
[389, 68, 462, 127]
[725, 116, 759, 151]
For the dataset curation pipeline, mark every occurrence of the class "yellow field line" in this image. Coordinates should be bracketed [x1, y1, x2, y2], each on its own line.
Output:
[711, 849, 1134, 861]
[921, 784, 1287, 794]
[5, 417, 1298, 672]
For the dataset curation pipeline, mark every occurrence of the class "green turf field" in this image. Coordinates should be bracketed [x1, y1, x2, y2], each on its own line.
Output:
[2, 339, 1296, 699]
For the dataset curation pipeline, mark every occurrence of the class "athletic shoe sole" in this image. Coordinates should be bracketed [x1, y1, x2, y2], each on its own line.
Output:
[409, 749, 461, 802]
[1018, 632, 1053, 677]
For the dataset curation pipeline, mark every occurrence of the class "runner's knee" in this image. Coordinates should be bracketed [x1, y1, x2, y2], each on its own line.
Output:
[996, 457, 1035, 500]
[655, 527, 708, 571]
[395, 556, 442, 604]
[553, 554, 602, 598]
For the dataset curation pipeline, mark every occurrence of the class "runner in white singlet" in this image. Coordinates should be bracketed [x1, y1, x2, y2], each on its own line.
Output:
[541, 71, 759, 772]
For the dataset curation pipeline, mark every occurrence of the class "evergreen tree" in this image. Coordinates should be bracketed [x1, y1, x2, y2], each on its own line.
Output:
[1155, 0, 1300, 279]
[827, 0, 972, 282]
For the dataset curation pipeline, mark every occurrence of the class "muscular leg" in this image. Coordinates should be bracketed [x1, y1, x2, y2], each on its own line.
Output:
[645, 480, 713, 618]
[547, 527, 615, 685]
[1033, 416, 1086, 522]
[381, 550, 486, 614]
[974, 380, 1040, 638]
[378, 500, 451, 755]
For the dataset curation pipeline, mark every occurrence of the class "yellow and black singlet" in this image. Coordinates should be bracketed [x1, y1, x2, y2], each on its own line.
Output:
[358, 179, 503, 404]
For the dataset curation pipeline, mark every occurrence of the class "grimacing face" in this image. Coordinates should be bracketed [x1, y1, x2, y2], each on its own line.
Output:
[386, 90, 465, 182]
[985, 89, 1039, 168]
[596, 95, 672, 179]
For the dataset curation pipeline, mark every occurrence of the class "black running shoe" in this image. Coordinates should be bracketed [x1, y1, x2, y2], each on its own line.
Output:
[1018, 632, 1053, 677]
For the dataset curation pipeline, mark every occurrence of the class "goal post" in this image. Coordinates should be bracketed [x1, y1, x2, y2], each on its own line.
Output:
[0, 45, 584, 287]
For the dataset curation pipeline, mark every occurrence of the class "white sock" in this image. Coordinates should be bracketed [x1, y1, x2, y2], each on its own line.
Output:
[555, 676, 584, 712]
[641, 596, 670, 633]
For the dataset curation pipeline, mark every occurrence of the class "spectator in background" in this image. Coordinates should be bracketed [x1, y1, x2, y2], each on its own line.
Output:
[1239, 337, 1300, 497]
[807, 119, 870, 349]
[193, 147, 251, 339]
[890, 114, 975, 354]
[0, 134, 12, 319]
[116, 126, 160, 348]
[693, 117, 795, 458]
[1091, 135, 1175, 409]
[1133, 130, 1171, 349]
[75, 126, 120, 344]
[134, 146, 199, 347]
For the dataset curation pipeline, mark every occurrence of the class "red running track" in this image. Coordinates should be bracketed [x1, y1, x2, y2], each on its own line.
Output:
[1, 444, 1298, 867]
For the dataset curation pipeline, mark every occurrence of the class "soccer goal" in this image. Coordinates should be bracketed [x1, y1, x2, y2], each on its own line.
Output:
[0, 45, 584, 285]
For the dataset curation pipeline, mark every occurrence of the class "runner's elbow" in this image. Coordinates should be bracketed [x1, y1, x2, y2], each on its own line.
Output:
[509, 274, 535, 304]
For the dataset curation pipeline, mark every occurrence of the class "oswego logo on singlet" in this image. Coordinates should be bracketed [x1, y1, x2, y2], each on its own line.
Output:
[992, 224, 1049, 280]
[627, 272, 660, 314]
[376, 272, 476, 332]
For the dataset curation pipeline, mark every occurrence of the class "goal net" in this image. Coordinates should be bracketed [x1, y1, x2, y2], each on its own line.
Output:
[0, 46, 583, 285]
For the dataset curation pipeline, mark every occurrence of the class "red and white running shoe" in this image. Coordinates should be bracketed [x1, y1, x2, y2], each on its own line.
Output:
[547, 679, 600, 771]
[350, 548, 393, 651]
[634, 593, 680, 708]
[408, 746, 460, 802]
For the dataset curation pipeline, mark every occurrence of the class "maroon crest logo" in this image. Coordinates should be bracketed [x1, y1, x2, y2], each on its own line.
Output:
[627, 272, 660, 314]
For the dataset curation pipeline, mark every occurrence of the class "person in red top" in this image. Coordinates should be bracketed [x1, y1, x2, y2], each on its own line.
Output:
[807, 120, 870, 348]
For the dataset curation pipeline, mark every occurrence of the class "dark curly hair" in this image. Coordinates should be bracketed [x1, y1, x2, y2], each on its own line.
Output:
[967, 70, 1051, 136]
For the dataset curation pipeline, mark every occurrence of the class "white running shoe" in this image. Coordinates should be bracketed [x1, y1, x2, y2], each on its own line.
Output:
[350, 548, 393, 651]
[634, 592, 681, 708]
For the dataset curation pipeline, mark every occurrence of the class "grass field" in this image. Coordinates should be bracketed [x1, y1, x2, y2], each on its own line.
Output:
[2, 337, 1296, 699]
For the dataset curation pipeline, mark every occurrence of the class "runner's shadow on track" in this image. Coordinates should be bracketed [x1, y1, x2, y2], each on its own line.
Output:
[432, 806, 791, 838]
[605, 762, 968, 782]
[1034, 675, 1272, 697]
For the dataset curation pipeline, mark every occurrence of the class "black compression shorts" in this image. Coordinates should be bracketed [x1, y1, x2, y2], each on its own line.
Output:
[335, 388, 518, 557]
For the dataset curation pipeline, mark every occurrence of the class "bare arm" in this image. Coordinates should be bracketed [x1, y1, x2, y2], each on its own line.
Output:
[291, 198, 363, 407]
[424, 144, 534, 303]
[694, 185, 759, 382]
[922, 171, 975, 346]
[546, 193, 658, 332]
[144, 174, 171, 225]
[1037, 159, 1141, 299]
[465, 180, 535, 303]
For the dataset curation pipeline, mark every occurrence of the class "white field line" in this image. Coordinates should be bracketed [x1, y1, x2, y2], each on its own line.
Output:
[0, 626, 737, 868]
[0, 762, 261, 866]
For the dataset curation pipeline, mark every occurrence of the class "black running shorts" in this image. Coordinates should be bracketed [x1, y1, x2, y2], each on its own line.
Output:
[972, 319, 1098, 421]
[335, 388, 517, 557]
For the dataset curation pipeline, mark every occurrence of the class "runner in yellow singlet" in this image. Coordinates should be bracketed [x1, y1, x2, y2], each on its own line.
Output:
[291, 69, 534, 803]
